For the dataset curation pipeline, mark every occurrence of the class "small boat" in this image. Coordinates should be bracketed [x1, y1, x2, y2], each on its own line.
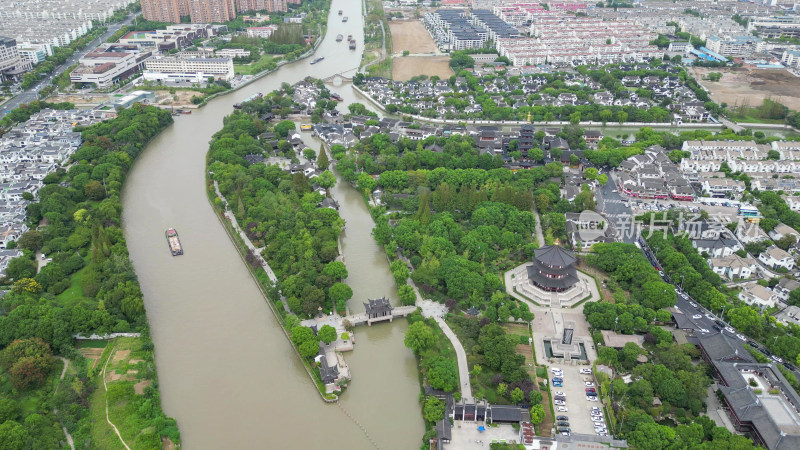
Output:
[300, 123, 312, 130]
[348, 34, 353, 41]
[233, 92, 262, 109]
[336, 34, 343, 42]
[181, 110, 192, 114]
[342, 16, 348, 22]
[330, 93, 342, 101]
[310, 57, 324, 65]
[349, 41, 356, 50]
[338, 9, 343, 15]
[165, 228, 183, 256]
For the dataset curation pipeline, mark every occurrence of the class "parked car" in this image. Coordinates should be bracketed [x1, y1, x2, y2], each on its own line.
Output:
[555, 400, 566, 406]
[557, 406, 568, 412]
[553, 381, 562, 387]
[736, 334, 746, 341]
[556, 415, 569, 421]
[698, 328, 709, 333]
[585, 382, 595, 387]
[555, 392, 565, 397]
[586, 396, 598, 402]
[580, 368, 592, 375]
[725, 326, 735, 334]
[689, 301, 697, 307]
[692, 314, 702, 319]
[705, 313, 715, 320]
[557, 421, 570, 427]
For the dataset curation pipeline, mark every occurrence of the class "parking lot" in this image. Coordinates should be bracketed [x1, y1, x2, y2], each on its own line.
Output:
[550, 364, 604, 436]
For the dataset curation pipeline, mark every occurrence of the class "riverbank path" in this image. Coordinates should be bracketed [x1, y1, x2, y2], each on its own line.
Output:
[395, 251, 473, 402]
[213, 181, 291, 313]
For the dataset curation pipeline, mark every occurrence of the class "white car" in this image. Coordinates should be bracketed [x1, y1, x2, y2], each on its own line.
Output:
[580, 368, 592, 375]
[736, 334, 746, 341]
[698, 328, 709, 333]
[591, 407, 601, 413]
[705, 314, 715, 320]
[557, 406, 568, 412]
[725, 326, 735, 334]
[585, 382, 595, 387]
[551, 367, 562, 373]
[586, 396, 598, 402]
[771, 355, 784, 363]
[593, 417, 605, 423]
[555, 400, 566, 406]
[689, 301, 697, 307]
[692, 314, 702, 319]
[555, 392, 566, 397]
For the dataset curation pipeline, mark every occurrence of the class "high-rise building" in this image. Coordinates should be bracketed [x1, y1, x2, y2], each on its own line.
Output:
[141, 0, 184, 23]
[236, 0, 287, 12]
[0, 36, 32, 82]
[189, 0, 237, 23]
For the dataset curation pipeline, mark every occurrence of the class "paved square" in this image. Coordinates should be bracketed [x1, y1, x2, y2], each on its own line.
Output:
[447, 422, 520, 449]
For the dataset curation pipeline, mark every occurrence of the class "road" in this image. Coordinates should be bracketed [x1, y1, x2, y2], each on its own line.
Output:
[637, 236, 800, 381]
[595, 170, 636, 243]
[1, 17, 133, 118]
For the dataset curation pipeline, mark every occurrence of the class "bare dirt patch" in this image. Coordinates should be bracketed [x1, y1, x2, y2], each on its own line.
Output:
[134, 380, 152, 395]
[389, 20, 439, 54]
[393, 56, 453, 81]
[690, 67, 800, 111]
[152, 90, 204, 108]
[79, 348, 105, 370]
[45, 94, 109, 106]
[162, 437, 176, 450]
[129, 359, 144, 364]
[112, 350, 130, 362]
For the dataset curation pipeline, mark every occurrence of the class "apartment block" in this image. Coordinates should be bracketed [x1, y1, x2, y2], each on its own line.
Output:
[0, 36, 32, 82]
[236, 0, 287, 13]
[188, 0, 237, 23]
[141, 0, 184, 23]
[706, 35, 764, 57]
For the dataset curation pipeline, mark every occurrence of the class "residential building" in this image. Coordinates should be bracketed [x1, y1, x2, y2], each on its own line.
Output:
[188, 0, 236, 23]
[692, 237, 742, 258]
[141, 0, 185, 23]
[736, 220, 770, 244]
[0, 36, 32, 82]
[759, 245, 795, 271]
[236, 0, 287, 13]
[706, 35, 764, 57]
[709, 254, 757, 280]
[16, 42, 49, 65]
[783, 49, 800, 69]
[773, 305, 800, 327]
[775, 278, 800, 304]
[738, 283, 780, 311]
[769, 223, 800, 242]
[565, 212, 617, 250]
[143, 55, 235, 82]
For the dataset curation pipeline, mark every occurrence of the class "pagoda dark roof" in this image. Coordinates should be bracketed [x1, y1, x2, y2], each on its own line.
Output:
[318, 355, 339, 384]
[364, 297, 392, 315]
[534, 245, 576, 267]
[527, 263, 578, 290]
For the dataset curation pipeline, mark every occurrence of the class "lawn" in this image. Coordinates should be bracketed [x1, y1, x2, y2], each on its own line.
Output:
[56, 265, 90, 306]
[234, 54, 275, 75]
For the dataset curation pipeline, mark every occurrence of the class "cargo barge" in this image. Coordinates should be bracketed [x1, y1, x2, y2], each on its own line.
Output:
[166, 228, 183, 256]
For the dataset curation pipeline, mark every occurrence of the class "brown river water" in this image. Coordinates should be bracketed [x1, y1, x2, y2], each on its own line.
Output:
[121, 1, 423, 447]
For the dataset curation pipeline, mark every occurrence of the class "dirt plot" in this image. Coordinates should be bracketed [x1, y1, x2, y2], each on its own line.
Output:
[390, 20, 439, 54]
[393, 56, 453, 81]
[690, 67, 800, 111]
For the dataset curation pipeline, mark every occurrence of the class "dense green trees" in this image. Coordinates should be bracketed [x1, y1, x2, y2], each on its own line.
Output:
[209, 106, 347, 317]
[404, 321, 436, 355]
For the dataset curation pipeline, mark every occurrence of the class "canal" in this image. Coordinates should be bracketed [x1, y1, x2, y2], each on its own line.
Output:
[120, 0, 423, 448]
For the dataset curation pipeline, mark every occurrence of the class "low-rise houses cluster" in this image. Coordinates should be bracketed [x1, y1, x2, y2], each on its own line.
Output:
[0, 108, 104, 274]
[680, 140, 800, 196]
[615, 146, 695, 201]
[356, 62, 706, 122]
